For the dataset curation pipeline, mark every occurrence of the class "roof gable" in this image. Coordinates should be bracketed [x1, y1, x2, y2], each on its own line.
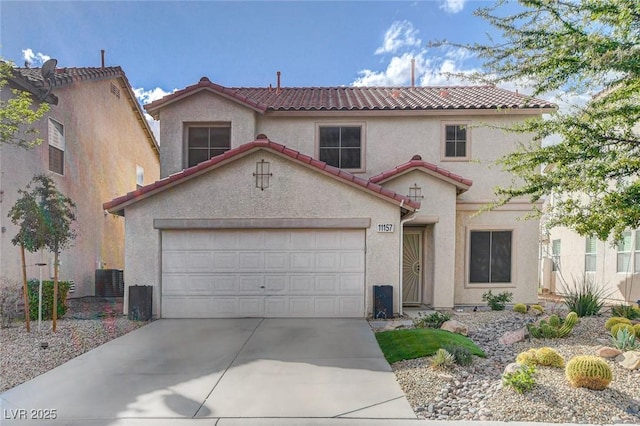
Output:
[104, 139, 420, 215]
[145, 79, 556, 117]
[370, 157, 472, 193]
[12, 65, 159, 159]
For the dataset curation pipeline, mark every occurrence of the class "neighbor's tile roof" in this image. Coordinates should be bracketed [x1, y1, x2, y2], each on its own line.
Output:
[145, 76, 556, 117]
[104, 139, 421, 215]
[12, 66, 159, 158]
[370, 157, 473, 193]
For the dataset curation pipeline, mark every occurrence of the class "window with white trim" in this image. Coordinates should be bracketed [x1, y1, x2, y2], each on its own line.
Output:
[48, 118, 65, 175]
[585, 236, 597, 272]
[469, 230, 512, 283]
[318, 125, 363, 170]
[186, 124, 231, 168]
[551, 239, 561, 272]
[617, 231, 632, 273]
[442, 122, 470, 160]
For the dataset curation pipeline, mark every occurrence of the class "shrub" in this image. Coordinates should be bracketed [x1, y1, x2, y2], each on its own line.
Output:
[414, 311, 451, 329]
[605, 316, 632, 331]
[443, 344, 473, 366]
[565, 355, 612, 390]
[535, 347, 565, 368]
[503, 365, 536, 394]
[610, 304, 640, 320]
[610, 323, 635, 338]
[513, 303, 527, 314]
[528, 311, 578, 339]
[610, 327, 640, 351]
[430, 348, 456, 369]
[560, 274, 612, 317]
[27, 279, 70, 320]
[0, 277, 22, 328]
[482, 290, 513, 311]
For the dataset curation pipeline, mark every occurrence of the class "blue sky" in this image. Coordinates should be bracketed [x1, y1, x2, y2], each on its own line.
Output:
[1, 0, 505, 104]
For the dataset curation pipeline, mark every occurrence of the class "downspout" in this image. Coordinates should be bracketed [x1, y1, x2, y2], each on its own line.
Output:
[399, 201, 419, 317]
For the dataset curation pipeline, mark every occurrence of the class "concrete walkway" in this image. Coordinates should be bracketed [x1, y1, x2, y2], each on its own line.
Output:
[1, 318, 415, 424]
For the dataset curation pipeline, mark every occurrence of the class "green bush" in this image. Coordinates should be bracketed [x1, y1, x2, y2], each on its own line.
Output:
[503, 365, 536, 394]
[27, 279, 70, 320]
[560, 274, 611, 317]
[610, 304, 640, 320]
[443, 344, 474, 366]
[413, 311, 452, 329]
[513, 303, 527, 314]
[482, 290, 513, 311]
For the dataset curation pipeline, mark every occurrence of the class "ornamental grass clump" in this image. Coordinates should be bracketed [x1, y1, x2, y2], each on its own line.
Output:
[560, 274, 611, 317]
[565, 356, 612, 391]
[430, 348, 456, 369]
[610, 304, 640, 320]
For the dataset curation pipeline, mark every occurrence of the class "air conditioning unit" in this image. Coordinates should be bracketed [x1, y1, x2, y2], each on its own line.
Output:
[95, 269, 124, 297]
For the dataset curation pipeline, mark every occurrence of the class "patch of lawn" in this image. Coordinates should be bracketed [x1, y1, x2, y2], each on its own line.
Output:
[375, 328, 485, 364]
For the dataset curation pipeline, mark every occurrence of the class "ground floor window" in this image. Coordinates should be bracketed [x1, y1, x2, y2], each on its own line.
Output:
[469, 230, 512, 283]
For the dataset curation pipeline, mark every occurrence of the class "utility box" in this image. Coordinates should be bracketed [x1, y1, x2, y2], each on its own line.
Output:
[95, 269, 124, 297]
[373, 285, 393, 319]
[128, 285, 152, 321]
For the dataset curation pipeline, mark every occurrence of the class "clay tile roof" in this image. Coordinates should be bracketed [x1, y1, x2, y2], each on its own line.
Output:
[145, 81, 556, 117]
[104, 140, 420, 215]
[369, 159, 473, 192]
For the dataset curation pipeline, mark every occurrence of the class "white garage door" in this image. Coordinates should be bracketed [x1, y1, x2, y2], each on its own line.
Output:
[161, 229, 365, 318]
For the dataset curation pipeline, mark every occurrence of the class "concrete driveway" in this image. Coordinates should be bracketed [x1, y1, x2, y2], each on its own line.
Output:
[1, 318, 415, 424]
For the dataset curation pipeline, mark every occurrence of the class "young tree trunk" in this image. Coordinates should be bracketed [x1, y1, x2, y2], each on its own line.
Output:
[20, 245, 30, 333]
[52, 252, 58, 332]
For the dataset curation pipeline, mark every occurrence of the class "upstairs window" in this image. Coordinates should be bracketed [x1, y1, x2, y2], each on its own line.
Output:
[318, 125, 363, 170]
[187, 124, 231, 168]
[48, 118, 65, 175]
[442, 122, 470, 160]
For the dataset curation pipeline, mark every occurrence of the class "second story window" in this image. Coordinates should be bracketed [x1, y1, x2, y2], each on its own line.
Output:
[48, 118, 65, 175]
[187, 124, 231, 168]
[585, 236, 597, 272]
[318, 125, 363, 170]
[442, 122, 470, 160]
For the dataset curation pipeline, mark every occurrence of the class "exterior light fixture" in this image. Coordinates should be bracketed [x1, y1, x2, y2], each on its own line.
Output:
[408, 183, 424, 203]
[253, 159, 272, 190]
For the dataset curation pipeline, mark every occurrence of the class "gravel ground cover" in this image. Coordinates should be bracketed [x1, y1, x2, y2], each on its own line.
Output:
[390, 309, 640, 424]
[0, 297, 150, 393]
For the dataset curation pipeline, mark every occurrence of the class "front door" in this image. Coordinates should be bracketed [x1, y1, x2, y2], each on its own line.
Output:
[402, 230, 422, 305]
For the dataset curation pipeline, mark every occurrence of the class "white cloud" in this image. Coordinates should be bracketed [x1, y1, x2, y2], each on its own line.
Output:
[440, 0, 466, 14]
[375, 21, 422, 55]
[22, 48, 51, 67]
[133, 87, 175, 143]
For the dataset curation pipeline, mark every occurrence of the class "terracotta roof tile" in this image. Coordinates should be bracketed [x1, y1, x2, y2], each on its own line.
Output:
[370, 159, 473, 191]
[145, 79, 556, 117]
[104, 140, 420, 214]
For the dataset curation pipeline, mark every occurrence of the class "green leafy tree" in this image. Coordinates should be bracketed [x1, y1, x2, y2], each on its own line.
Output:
[8, 175, 76, 332]
[443, 0, 639, 241]
[0, 60, 50, 148]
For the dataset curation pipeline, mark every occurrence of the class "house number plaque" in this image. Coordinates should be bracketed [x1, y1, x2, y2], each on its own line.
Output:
[376, 223, 394, 233]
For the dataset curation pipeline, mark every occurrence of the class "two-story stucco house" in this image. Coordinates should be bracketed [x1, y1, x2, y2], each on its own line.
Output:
[1, 64, 160, 297]
[104, 76, 555, 318]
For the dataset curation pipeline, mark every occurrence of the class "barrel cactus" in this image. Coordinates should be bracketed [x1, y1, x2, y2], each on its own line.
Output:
[530, 304, 544, 315]
[516, 349, 538, 366]
[565, 356, 612, 390]
[527, 311, 578, 339]
[548, 314, 561, 328]
[635, 324, 640, 338]
[535, 347, 565, 368]
[605, 316, 632, 331]
[513, 303, 527, 314]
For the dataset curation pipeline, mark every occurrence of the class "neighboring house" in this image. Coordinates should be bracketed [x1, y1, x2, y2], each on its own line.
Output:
[105, 76, 555, 318]
[1, 64, 160, 297]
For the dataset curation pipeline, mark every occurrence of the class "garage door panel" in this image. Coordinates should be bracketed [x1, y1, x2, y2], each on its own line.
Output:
[162, 229, 364, 318]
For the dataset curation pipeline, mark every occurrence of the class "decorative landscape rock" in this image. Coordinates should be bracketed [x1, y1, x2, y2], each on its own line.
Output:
[440, 320, 468, 336]
[619, 351, 640, 370]
[499, 327, 527, 345]
[596, 346, 623, 359]
[503, 362, 526, 375]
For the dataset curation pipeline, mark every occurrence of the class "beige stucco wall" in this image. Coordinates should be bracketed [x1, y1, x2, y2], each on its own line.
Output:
[545, 226, 640, 303]
[157, 91, 257, 177]
[122, 149, 404, 318]
[0, 78, 159, 297]
[454, 208, 540, 306]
